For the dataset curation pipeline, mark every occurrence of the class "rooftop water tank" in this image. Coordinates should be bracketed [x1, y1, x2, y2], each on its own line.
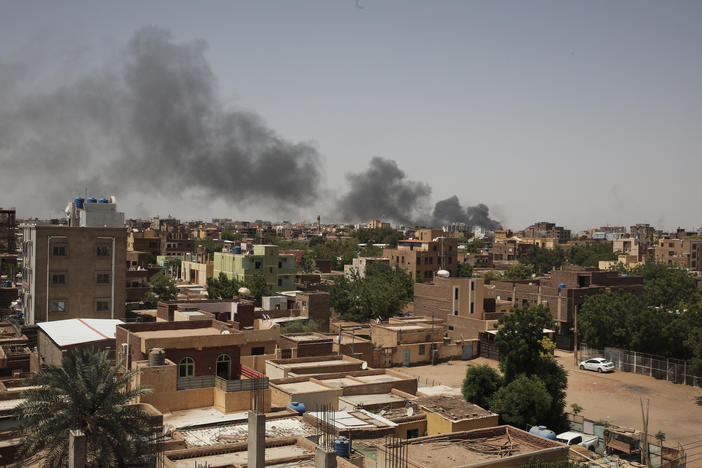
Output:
[621, 274, 628, 278]
[148, 348, 166, 366]
[529, 425, 556, 440]
[287, 401, 306, 415]
[98, 198, 109, 203]
[334, 436, 351, 458]
[238, 287, 251, 297]
[558, 282, 566, 291]
[233, 246, 242, 254]
[436, 269, 450, 278]
[74, 197, 85, 209]
[86, 197, 97, 204]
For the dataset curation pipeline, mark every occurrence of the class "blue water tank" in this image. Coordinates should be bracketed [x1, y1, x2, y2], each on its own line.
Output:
[621, 274, 628, 278]
[86, 197, 97, 204]
[98, 197, 109, 203]
[3, 280, 11, 288]
[287, 401, 306, 415]
[233, 246, 242, 254]
[74, 197, 85, 209]
[334, 436, 350, 458]
[529, 425, 556, 440]
[558, 282, 567, 291]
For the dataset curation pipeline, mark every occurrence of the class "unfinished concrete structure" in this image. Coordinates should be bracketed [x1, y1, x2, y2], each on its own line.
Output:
[265, 355, 366, 379]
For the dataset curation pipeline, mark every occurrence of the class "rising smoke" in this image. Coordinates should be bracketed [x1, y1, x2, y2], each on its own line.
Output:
[0, 27, 322, 213]
[335, 157, 501, 229]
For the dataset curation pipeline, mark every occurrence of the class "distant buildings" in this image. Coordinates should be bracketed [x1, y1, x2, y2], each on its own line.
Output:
[0, 208, 16, 254]
[343, 256, 390, 279]
[214, 245, 296, 291]
[654, 236, 702, 271]
[383, 229, 458, 282]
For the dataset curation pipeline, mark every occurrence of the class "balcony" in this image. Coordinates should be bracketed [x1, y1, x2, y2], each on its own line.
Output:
[176, 364, 268, 392]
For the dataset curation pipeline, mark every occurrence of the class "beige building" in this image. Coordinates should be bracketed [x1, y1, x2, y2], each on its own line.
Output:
[654, 236, 702, 270]
[383, 229, 458, 282]
[20, 224, 127, 324]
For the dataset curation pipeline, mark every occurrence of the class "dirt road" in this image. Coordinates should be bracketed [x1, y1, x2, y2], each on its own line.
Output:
[399, 351, 702, 444]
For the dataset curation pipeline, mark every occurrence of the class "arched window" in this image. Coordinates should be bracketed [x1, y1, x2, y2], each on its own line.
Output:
[216, 354, 232, 380]
[179, 357, 195, 378]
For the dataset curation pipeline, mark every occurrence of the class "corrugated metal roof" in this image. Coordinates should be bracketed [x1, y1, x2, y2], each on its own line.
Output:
[37, 318, 124, 347]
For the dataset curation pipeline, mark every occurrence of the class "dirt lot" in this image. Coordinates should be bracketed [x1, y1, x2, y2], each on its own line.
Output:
[399, 351, 702, 444]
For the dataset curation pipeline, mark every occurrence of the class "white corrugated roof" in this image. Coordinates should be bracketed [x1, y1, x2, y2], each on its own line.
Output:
[37, 318, 124, 347]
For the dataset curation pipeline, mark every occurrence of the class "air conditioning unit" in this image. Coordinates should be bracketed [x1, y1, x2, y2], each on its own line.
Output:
[120, 343, 129, 355]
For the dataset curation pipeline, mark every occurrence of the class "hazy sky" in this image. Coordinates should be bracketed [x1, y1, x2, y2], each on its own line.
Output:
[1, 1, 701, 231]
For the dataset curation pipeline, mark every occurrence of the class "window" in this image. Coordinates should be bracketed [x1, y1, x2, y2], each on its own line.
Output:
[52, 273, 66, 285]
[454, 310, 458, 316]
[50, 300, 66, 313]
[269, 267, 273, 274]
[406, 428, 420, 439]
[52, 246, 67, 256]
[179, 357, 195, 377]
[278, 278, 282, 286]
[251, 347, 265, 356]
[216, 354, 231, 379]
[470, 302, 475, 314]
[418, 344, 426, 355]
[96, 245, 111, 256]
[96, 273, 111, 284]
[255, 261, 261, 269]
[278, 261, 282, 269]
[96, 301, 110, 312]
[454, 288, 459, 300]
[471, 281, 475, 291]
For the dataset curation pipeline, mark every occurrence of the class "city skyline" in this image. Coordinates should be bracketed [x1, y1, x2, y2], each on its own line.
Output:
[1, 1, 701, 231]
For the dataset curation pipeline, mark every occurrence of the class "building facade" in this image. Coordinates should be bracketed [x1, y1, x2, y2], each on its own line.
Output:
[383, 230, 458, 282]
[213, 245, 296, 291]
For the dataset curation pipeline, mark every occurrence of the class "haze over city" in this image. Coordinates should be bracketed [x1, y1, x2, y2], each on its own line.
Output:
[1, 1, 701, 231]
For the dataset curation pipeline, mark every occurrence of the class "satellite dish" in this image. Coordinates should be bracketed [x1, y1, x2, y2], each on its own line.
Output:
[221, 330, 231, 335]
[361, 361, 368, 370]
[406, 407, 414, 417]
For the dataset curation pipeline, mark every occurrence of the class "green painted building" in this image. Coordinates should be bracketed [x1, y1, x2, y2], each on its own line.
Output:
[213, 245, 296, 291]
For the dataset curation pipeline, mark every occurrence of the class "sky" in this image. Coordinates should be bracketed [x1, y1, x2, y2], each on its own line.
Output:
[1, 1, 701, 231]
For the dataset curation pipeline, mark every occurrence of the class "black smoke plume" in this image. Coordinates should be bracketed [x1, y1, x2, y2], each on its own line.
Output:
[336, 157, 501, 229]
[0, 27, 321, 212]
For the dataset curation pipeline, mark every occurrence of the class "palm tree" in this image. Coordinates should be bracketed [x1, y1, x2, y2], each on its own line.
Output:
[17, 347, 154, 467]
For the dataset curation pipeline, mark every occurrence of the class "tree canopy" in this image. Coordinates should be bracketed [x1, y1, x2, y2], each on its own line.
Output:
[457, 262, 473, 278]
[144, 272, 178, 307]
[17, 347, 154, 467]
[461, 365, 502, 408]
[489, 375, 553, 429]
[328, 262, 413, 322]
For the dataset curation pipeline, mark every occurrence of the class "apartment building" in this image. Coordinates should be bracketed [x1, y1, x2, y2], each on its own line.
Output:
[522, 221, 571, 243]
[0, 208, 16, 253]
[213, 245, 296, 291]
[654, 236, 702, 270]
[20, 224, 127, 324]
[382, 229, 458, 282]
[343, 256, 390, 279]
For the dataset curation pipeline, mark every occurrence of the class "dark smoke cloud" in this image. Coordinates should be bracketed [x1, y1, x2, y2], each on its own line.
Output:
[336, 157, 501, 229]
[0, 27, 321, 212]
[337, 157, 431, 225]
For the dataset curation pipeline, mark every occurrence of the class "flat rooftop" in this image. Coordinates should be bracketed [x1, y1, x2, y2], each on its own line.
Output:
[378, 324, 429, 331]
[172, 444, 312, 468]
[133, 327, 225, 339]
[417, 395, 494, 421]
[341, 393, 410, 406]
[163, 407, 248, 430]
[396, 426, 564, 467]
[353, 374, 401, 384]
[283, 333, 332, 343]
[318, 377, 361, 388]
[277, 381, 332, 393]
[179, 417, 314, 446]
[282, 359, 351, 369]
[307, 409, 397, 430]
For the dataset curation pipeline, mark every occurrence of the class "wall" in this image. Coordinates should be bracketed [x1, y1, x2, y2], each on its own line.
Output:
[213, 386, 271, 413]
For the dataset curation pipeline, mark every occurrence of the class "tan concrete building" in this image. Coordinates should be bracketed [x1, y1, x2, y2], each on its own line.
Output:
[383, 229, 458, 282]
[414, 276, 486, 320]
[654, 236, 702, 270]
[20, 224, 127, 324]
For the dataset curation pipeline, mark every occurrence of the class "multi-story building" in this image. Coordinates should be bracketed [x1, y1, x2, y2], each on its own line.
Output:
[213, 245, 296, 291]
[343, 256, 390, 279]
[0, 208, 16, 253]
[522, 221, 571, 243]
[127, 230, 161, 257]
[654, 236, 702, 271]
[383, 229, 458, 282]
[630, 223, 656, 247]
[21, 212, 127, 324]
[367, 219, 391, 230]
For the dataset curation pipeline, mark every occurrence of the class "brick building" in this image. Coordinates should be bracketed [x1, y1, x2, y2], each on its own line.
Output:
[383, 229, 458, 282]
[20, 224, 127, 324]
[0, 209, 16, 254]
[654, 236, 702, 270]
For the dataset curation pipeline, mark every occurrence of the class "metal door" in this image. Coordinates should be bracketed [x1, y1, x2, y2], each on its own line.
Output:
[462, 344, 473, 360]
[402, 349, 410, 366]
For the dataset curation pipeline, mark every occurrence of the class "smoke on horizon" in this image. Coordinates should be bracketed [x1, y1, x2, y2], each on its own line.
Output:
[335, 157, 502, 229]
[0, 27, 322, 213]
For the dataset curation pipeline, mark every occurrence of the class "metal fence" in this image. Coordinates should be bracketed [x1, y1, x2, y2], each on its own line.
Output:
[214, 376, 269, 392]
[580, 344, 702, 388]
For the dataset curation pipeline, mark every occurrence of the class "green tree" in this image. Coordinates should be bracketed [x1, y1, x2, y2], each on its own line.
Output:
[494, 305, 554, 381]
[566, 243, 617, 268]
[630, 262, 699, 309]
[220, 230, 242, 241]
[462, 365, 503, 408]
[280, 319, 323, 334]
[328, 264, 413, 322]
[489, 375, 552, 429]
[457, 262, 473, 278]
[578, 290, 639, 349]
[299, 253, 316, 273]
[503, 263, 533, 280]
[244, 273, 272, 301]
[519, 246, 566, 276]
[197, 238, 218, 259]
[17, 348, 154, 467]
[465, 238, 487, 254]
[144, 272, 178, 306]
[206, 272, 242, 299]
[482, 270, 501, 284]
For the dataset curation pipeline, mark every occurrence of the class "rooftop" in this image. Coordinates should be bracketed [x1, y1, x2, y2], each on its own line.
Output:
[179, 416, 314, 446]
[133, 327, 224, 340]
[37, 318, 124, 347]
[417, 395, 495, 422]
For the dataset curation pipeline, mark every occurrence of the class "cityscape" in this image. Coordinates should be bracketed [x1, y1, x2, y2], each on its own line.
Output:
[1, 2, 701, 468]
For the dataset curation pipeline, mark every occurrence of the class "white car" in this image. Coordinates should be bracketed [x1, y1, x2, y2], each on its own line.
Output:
[579, 357, 615, 373]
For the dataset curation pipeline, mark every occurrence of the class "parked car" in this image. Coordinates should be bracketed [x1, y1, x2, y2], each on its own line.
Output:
[556, 431, 598, 451]
[579, 357, 615, 373]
